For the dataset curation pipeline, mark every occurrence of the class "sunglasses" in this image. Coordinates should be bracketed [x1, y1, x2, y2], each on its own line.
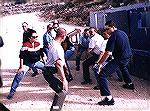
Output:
[32, 36, 38, 38]
[22, 26, 27, 27]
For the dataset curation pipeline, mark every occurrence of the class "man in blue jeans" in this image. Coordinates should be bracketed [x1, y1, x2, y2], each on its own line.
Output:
[96, 20, 134, 105]
[43, 23, 54, 56]
[7, 31, 44, 99]
[76, 28, 90, 71]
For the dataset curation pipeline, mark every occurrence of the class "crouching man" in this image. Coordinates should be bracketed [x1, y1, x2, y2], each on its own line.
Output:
[7, 31, 44, 99]
[43, 28, 68, 111]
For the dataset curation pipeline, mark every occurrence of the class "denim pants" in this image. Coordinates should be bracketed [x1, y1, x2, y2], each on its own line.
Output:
[76, 47, 86, 67]
[9, 61, 45, 94]
[43, 67, 67, 111]
[64, 47, 75, 60]
[64, 47, 75, 76]
[99, 58, 132, 96]
[43, 47, 49, 57]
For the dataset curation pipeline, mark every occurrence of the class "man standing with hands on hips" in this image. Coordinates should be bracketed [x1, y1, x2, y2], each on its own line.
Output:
[96, 20, 134, 105]
[43, 28, 68, 111]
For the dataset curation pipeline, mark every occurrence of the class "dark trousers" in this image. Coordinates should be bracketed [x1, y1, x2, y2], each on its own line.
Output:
[99, 58, 132, 96]
[43, 67, 67, 111]
[82, 53, 99, 82]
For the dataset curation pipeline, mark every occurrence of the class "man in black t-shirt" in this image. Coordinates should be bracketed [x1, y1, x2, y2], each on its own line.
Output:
[7, 32, 44, 100]
[96, 21, 134, 105]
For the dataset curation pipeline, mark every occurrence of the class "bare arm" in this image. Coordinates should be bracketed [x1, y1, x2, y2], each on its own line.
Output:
[55, 59, 68, 91]
[99, 51, 112, 65]
[87, 48, 93, 53]
[95, 51, 104, 63]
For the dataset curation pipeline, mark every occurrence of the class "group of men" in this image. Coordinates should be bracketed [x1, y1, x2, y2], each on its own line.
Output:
[74, 21, 134, 105]
[4, 20, 135, 110]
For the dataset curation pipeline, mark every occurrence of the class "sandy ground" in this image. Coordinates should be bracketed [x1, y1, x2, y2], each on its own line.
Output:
[0, 13, 150, 111]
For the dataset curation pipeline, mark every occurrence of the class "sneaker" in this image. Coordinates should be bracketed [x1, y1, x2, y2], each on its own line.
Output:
[76, 66, 80, 71]
[93, 85, 100, 90]
[81, 80, 92, 85]
[122, 83, 135, 90]
[7, 93, 15, 100]
[98, 97, 115, 105]
[31, 72, 39, 77]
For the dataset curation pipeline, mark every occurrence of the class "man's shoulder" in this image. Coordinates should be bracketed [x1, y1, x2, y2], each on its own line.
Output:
[23, 42, 33, 48]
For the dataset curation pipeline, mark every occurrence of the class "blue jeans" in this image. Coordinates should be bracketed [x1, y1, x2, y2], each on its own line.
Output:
[99, 58, 132, 96]
[9, 61, 44, 94]
[64, 47, 75, 76]
[64, 47, 75, 60]
[43, 47, 49, 57]
[76, 47, 86, 67]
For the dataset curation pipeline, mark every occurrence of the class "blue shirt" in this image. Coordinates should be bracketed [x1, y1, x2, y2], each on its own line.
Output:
[106, 30, 132, 60]
[79, 35, 90, 49]
[43, 32, 54, 48]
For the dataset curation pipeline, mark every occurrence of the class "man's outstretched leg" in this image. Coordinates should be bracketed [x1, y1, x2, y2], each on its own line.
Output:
[50, 90, 67, 111]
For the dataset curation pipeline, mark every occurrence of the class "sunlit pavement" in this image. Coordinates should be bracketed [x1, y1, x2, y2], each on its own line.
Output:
[0, 13, 150, 111]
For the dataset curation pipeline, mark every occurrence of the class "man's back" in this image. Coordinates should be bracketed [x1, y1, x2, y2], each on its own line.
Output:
[106, 29, 132, 60]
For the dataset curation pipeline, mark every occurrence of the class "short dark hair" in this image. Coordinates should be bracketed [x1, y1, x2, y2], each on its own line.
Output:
[83, 28, 89, 32]
[47, 24, 53, 29]
[105, 20, 117, 28]
[98, 28, 107, 35]
[28, 29, 36, 38]
[22, 22, 28, 26]
[89, 27, 97, 33]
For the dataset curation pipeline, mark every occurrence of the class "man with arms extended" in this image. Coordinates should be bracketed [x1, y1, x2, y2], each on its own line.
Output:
[96, 20, 134, 105]
[7, 31, 44, 99]
[43, 28, 68, 111]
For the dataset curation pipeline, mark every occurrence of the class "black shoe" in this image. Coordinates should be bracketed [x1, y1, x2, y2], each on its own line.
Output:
[31, 72, 39, 77]
[7, 93, 15, 100]
[65, 74, 73, 82]
[117, 78, 123, 82]
[76, 66, 80, 71]
[98, 97, 115, 105]
[81, 80, 92, 85]
[93, 85, 100, 90]
[122, 83, 135, 90]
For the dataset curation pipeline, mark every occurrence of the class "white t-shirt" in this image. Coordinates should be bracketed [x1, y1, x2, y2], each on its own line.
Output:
[89, 33, 108, 55]
[45, 40, 65, 67]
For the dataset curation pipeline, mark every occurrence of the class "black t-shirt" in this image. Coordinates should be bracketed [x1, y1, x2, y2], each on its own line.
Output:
[106, 30, 132, 60]
[19, 49, 42, 64]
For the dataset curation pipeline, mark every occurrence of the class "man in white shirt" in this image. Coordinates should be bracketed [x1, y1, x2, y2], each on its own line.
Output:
[81, 27, 108, 86]
[43, 28, 68, 111]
